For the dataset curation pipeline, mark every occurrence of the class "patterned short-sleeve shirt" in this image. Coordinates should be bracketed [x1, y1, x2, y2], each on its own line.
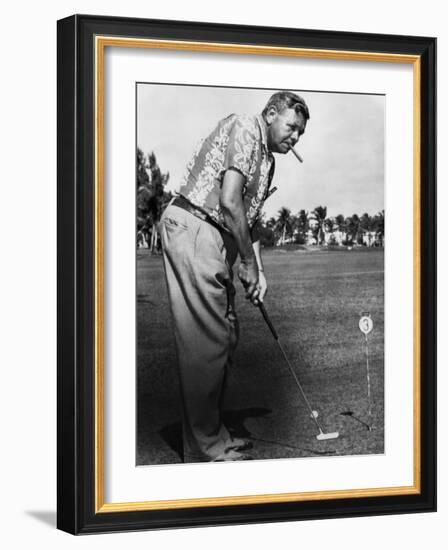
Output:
[179, 114, 275, 231]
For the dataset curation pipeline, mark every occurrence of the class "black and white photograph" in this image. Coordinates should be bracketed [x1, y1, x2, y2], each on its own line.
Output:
[136, 84, 385, 465]
[0, 0, 441, 544]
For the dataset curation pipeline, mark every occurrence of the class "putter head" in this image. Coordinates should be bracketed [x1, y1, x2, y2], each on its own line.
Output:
[316, 431, 339, 441]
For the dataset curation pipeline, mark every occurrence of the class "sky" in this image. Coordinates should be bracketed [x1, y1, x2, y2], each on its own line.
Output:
[137, 83, 384, 219]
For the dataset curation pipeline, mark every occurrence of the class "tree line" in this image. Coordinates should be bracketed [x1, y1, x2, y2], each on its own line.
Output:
[137, 149, 384, 251]
[260, 205, 384, 248]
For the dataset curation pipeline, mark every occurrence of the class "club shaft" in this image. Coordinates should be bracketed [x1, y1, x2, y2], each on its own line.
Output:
[276, 338, 324, 433]
[259, 303, 278, 339]
[259, 303, 325, 434]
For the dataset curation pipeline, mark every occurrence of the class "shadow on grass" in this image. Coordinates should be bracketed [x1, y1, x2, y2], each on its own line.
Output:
[159, 422, 183, 461]
[223, 407, 272, 438]
[248, 435, 337, 456]
[137, 294, 155, 305]
[159, 407, 272, 461]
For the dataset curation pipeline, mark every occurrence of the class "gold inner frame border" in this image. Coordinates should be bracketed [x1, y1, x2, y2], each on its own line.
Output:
[94, 35, 421, 513]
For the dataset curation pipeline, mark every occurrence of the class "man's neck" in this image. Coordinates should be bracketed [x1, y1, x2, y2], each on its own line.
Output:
[257, 114, 271, 151]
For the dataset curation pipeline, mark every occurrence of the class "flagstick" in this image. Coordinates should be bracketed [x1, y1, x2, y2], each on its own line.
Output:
[365, 333, 373, 429]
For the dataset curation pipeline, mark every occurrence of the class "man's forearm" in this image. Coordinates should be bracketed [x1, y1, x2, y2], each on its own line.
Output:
[220, 169, 257, 264]
[252, 239, 264, 271]
[220, 169, 260, 303]
[250, 221, 260, 244]
[221, 199, 256, 263]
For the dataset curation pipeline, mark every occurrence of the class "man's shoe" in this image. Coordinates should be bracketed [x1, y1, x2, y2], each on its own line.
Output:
[212, 449, 253, 462]
[226, 437, 253, 452]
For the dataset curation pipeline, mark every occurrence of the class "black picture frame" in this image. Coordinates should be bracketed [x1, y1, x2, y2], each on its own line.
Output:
[57, 14, 436, 534]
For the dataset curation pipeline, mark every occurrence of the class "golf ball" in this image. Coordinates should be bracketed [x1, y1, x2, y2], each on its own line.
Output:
[310, 410, 319, 419]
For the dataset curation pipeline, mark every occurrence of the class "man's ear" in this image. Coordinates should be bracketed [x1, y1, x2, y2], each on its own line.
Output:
[264, 105, 278, 125]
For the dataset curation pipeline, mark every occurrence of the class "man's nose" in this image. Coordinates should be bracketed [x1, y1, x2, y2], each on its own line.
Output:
[291, 129, 299, 143]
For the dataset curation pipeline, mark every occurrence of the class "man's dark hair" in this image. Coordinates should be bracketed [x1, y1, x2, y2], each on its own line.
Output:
[262, 91, 310, 121]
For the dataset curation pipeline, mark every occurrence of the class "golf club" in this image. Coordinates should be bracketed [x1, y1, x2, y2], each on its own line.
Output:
[258, 302, 339, 441]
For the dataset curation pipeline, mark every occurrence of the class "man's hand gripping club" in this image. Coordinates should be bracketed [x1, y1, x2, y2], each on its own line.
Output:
[238, 258, 260, 304]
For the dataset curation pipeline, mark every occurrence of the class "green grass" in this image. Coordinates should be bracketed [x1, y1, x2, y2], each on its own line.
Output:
[137, 247, 384, 465]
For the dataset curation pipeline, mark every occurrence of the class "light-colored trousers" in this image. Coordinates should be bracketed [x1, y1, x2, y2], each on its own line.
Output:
[159, 204, 240, 462]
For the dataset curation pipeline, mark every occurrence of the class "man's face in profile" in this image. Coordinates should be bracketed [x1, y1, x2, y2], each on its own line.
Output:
[266, 107, 307, 154]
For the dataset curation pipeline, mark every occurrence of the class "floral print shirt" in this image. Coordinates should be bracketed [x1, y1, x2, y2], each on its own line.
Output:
[179, 114, 275, 231]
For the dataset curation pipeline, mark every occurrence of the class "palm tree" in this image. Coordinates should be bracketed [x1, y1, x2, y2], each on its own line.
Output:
[257, 214, 276, 247]
[360, 212, 373, 231]
[372, 210, 385, 246]
[291, 209, 308, 244]
[334, 214, 346, 245]
[345, 214, 362, 244]
[323, 217, 335, 244]
[275, 207, 292, 245]
[360, 212, 374, 246]
[335, 214, 345, 232]
[323, 217, 334, 232]
[311, 206, 327, 245]
[137, 147, 150, 189]
[136, 149, 170, 253]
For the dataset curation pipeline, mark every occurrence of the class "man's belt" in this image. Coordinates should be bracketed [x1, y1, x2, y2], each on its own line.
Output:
[172, 195, 224, 232]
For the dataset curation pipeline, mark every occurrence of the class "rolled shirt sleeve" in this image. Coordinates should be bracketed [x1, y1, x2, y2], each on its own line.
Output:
[179, 114, 274, 231]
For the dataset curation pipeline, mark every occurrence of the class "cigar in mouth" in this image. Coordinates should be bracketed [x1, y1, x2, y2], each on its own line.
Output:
[288, 144, 304, 163]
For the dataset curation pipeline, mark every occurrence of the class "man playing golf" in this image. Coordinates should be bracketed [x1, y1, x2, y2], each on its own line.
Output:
[160, 91, 309, 462]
